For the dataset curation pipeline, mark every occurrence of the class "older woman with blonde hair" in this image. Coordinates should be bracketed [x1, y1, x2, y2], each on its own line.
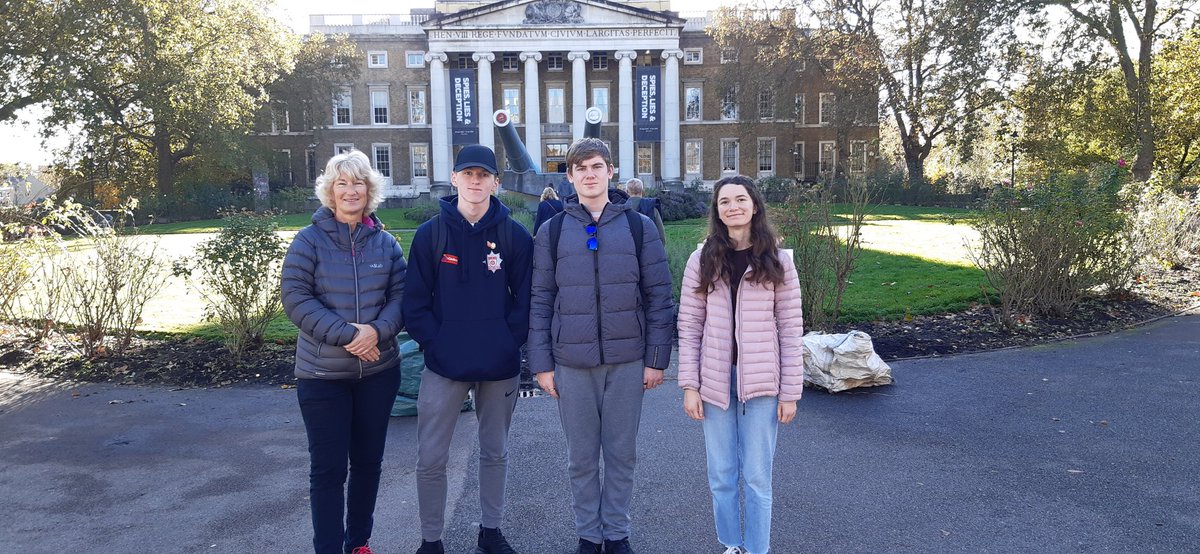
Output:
[533, 184, 564, 237]
[282, 149, 407, 554]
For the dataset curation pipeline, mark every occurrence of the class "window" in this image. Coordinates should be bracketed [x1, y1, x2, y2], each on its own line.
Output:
[721, 139, 739, 173]
[683, 48, 703, 64]
[306, 149, 318, 183]
[720, 48, 738, 64]
[335, 143, 354, 155]
[408, 88, 426, 125]
[456, 55, 475, 69]
[592, 87, 609, 122]
[547, 52, 564, 71]
[502, 87, 521, 123]
[591, 52, 608, 70]
[270, 149, 292, 186]
[411, 144, 429, 179]
[370, 89, 389, 124]
[757, 138, 775, 174]
[406, 51, 425, 68]
[759, 90, 773, 120]
[685, 86, 702, 121]
[637, 143, 654, 175]
[820, 92, 835, 125]
[271, 101, 289, 133]
[548, 87, 565, 124]
[850, 140, 868, 173]
[685, 139, 702, 175]
[373, 144, 392, 178]
[819, 141, 836, 174]
[368, 51, 388, 68]
[721, 87, 738, 121]
[334, 87, 351, 125]
[501, 53, 519, 72]
[794, 93, 806, 124]
[792, 142, 806, 177]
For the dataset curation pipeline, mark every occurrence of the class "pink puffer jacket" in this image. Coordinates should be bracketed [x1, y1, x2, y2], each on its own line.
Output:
[677, 248, 805, 410]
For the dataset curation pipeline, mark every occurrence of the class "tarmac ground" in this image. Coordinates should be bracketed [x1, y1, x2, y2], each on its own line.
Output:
[2, 314, 1198, 553]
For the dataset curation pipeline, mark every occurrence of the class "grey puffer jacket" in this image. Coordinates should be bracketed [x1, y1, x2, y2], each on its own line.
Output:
[528, 188, 674, 372]
[281, 206, 407, 379]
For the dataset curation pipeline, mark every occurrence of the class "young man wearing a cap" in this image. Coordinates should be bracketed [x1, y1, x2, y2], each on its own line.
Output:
[403, 144, 533, 554]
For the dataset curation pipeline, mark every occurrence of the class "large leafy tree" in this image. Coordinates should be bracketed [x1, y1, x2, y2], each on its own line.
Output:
[42, 0, 298, 197]
[713, 0, 1016, 186]
[0, 1, 83, 122]
[1029, 0, 1196, 181]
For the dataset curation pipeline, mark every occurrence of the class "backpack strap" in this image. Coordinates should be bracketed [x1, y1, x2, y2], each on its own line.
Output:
[626, 209, 643, 262]
[548, 211, 566, 272]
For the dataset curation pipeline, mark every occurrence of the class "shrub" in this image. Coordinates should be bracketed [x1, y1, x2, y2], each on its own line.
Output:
[46, 198, 170, 356]
[970, 164, 1133, 326]
[174, 210, 287, 357]
[400, 203, 440, 225]
[270, 186, 315, 215]
[755, 176, 795, 203]
[1126, 180, 1200, 271]
[656, 190, 707, 221]
[776, 180, 870, 330]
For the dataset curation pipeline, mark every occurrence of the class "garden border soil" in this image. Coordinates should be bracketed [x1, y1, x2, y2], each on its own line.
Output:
[2, 257, 1196, 388]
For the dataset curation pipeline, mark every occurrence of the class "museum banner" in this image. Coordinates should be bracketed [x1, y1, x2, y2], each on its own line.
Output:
[635, 66, 660, 142]
[450, 69, 478, 145]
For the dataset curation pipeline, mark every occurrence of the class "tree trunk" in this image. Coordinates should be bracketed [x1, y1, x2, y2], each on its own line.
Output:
[153, 129, 175, 197]
[905, 150, 926, 197]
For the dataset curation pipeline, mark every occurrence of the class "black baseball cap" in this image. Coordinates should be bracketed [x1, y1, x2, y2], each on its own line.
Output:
[454, 144, 498, 174]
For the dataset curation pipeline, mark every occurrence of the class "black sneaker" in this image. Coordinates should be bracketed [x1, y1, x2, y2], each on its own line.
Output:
[604, 538, 635, 554]
[476, 526, 518, 554]
[576, 538, 603, 554]
[416, 539, 445, 554]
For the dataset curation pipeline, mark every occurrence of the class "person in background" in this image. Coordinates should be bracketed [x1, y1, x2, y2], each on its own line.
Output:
[624, 178, 665, 245]
[403, 144, 533, 554]
[676, 174, 804, 554]
[533, 185, 564, 237]
[281, 149, 407, 554]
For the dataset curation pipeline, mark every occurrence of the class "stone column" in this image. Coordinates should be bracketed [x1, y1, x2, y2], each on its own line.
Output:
[520, 51, 543, 170]
[615, 50, 637, 181]
[426, 51, 450, 183]
[473, 52, 495, 152]
[661, 49, 683, 183]
[568, 51, 591, 140]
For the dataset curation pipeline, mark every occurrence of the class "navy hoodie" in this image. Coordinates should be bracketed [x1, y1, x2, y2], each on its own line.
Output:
[402, 195, 533, 381]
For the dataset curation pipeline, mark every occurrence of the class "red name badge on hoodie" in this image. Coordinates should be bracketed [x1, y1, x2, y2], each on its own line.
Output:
[441, 253, 459, 265]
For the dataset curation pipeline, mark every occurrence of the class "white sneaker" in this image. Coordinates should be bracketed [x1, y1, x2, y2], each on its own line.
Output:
[721, 547, 743, 554]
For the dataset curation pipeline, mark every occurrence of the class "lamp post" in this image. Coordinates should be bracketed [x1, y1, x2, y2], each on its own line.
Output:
[1009, 130, 1018, 186]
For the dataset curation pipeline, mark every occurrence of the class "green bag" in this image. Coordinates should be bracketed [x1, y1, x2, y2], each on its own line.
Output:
[391, 339, 475, 417]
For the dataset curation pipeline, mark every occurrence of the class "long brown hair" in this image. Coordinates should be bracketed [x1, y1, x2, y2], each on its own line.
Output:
[695, 175, 785, 294]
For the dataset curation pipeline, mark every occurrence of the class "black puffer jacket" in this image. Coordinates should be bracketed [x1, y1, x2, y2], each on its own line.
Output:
[281, 207, 407, 379]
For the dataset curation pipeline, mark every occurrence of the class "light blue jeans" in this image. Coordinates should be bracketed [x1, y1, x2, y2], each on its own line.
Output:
[702, 393, 779, 554]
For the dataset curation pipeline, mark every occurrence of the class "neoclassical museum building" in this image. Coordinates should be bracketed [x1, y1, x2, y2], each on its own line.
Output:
[256, 0, 878, 198]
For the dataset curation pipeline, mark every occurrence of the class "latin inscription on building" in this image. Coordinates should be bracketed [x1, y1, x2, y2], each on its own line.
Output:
[428, 28, 679, 40]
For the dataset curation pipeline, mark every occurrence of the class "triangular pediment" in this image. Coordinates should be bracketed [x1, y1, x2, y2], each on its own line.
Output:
[425, 0, 684, 29]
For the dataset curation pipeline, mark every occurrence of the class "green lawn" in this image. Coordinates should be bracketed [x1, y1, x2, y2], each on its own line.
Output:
[83, 204, 988, 341]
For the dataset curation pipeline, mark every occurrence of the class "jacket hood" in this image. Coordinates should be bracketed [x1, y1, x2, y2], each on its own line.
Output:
[563, 187, 632, 224]
[563, 187, 630, 206]
[438, 194, 512, 232]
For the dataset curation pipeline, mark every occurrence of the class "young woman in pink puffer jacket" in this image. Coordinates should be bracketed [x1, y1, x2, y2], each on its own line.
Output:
[677, 175, 805, 554]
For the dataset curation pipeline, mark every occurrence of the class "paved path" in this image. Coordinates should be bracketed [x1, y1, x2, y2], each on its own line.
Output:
[2, 314, 1197, 553]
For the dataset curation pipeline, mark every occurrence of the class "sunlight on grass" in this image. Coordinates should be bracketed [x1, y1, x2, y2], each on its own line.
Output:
[74, 205, 991, 340]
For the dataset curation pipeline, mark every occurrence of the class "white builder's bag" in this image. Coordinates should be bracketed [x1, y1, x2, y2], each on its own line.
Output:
[802, 331, 893, 393]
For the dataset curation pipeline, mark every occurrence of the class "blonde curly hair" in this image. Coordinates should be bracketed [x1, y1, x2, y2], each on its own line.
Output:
[314, 150, 384, 214]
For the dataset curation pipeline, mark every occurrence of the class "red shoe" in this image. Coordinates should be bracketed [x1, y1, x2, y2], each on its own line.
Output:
[350, 545, 374, 554]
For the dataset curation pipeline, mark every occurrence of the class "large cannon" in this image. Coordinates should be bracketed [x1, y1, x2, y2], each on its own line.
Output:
[493, 107, 605, 197]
